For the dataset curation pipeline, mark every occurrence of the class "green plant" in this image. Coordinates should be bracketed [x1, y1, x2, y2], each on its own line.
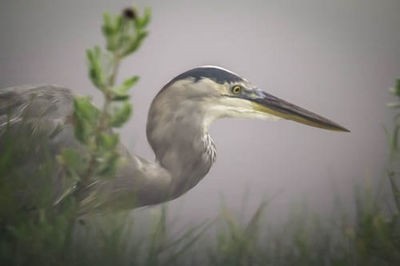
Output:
[57, 7, 151, 209]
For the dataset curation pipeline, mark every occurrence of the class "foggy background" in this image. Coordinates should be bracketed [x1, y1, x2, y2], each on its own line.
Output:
[1, 0, 399, 224]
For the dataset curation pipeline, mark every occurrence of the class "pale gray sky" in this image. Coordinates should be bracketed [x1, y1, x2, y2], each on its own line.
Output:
[1, 0, 399, 223]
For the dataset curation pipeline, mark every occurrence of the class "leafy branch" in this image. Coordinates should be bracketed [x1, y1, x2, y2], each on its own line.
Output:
[57, 7, 151, 207]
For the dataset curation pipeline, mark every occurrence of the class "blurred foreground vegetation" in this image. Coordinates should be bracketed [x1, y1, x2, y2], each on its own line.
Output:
[1, 6, 400, 266]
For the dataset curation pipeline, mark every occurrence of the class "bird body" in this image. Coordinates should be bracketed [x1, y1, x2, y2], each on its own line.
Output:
[0, 66, 348, 212]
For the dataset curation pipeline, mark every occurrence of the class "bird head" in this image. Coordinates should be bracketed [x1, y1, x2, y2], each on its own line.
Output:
[152, 66, 349, 132]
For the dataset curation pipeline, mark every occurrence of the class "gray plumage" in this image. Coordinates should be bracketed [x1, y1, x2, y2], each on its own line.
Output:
[0, 66, 349, 212]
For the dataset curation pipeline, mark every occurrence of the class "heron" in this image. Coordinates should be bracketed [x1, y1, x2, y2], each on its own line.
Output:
[0, 66, 349, 212]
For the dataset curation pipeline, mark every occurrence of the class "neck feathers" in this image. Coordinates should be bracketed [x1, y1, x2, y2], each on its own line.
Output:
[146, 87, 216, 198]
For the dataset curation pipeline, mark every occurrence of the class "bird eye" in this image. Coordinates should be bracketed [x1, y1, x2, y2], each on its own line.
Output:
[231, 85, 242, 95]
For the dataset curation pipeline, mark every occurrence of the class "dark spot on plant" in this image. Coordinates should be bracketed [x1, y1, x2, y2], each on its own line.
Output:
[123, 8, 136, 20]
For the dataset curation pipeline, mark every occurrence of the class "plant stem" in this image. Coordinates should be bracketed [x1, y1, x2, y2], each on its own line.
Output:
[109, 54, 121, 88]
[79, 52, 121, 192]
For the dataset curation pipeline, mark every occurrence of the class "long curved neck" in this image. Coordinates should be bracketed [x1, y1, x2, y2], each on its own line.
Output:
[88, 82, 218, 211]
[84, 112, 215, 212]
[146, 97, 216, 200]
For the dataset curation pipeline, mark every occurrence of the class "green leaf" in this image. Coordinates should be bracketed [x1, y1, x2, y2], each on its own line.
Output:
[111, 76, 139, 98]
[115, 15, 123, 32]
[73, 113, 91, 143]
[102, 13, 118, 51]
[87, 46, 105, 90]
[103, 13, 125, 52]
[122, 31, 148, 56]
[110, 102, 132, 128]
[73, 96, 100, 143]
[142, 8, 151, 27]
[121, 76, 140, 91]
[73, 96, 100, 124]
[98, 133, 120, 150]
[96, 151, 120, 178]
[59, 148, 87, 182]
[111, 94, 130, 101]
[60, 148, 86, 172]
[136, 8, 151, 28]
[102, 12, 113, 36]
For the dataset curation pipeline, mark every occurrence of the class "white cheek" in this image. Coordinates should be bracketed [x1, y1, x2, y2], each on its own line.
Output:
[202, 98, 281, 130]
[234, 110, 281, 121]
